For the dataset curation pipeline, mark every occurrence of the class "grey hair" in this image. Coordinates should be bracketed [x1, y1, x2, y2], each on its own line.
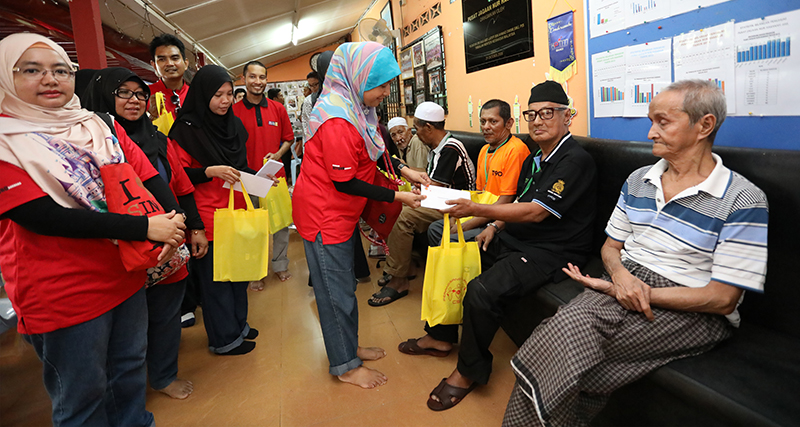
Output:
[663, 79, 727, 144]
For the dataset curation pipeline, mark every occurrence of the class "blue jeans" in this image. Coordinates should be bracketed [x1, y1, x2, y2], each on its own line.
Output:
[192, 242, 251, 353]
[146, 278, 186, 389]
[303, 229, 362, 376]
[25, 287, 153, 427]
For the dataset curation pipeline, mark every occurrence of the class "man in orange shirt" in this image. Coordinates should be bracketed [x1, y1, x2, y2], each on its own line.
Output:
[427, 99, 530, 245]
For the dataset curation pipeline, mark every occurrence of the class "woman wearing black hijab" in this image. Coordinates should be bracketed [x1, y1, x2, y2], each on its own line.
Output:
[82, 67, 206, 399]
[169, 65, 259, 356]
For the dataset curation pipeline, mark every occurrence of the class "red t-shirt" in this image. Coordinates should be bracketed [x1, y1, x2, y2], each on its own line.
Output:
[171, 142, 249, 241]
[159, 139, 196, 284]
[0, 122, 158, 334]
[149, 79, 189, 119]
[292, 118, 377, 244]
[232, 96, 294, 175]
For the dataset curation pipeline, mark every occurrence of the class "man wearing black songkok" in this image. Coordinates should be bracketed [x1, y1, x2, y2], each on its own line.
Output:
[403, 81, 598, 411]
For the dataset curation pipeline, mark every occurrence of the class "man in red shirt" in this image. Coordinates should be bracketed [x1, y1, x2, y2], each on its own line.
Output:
[148, 34, 190, 127]
[232, 60, 294, 288]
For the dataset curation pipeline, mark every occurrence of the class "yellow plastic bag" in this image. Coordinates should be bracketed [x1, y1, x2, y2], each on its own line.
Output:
[213, 183, 270, 282]
[259, 176, 293, 234]
[421, 214, 482, 326]
[459, 190, 501, 223]
[151, 92, 175, 135]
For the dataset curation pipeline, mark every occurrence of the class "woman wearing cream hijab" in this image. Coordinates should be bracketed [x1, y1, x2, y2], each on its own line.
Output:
[0, 33, 185, 426]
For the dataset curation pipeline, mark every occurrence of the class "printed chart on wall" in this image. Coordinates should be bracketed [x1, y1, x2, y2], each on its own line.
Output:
[624, 0, 669, 29]
[590, 0, 625, 38]
[589, 0, 730, 38]
[592, 47, 626, 117]
[734, 9, 800, 116]
[624, 39, 671, 117]
[673, 22, 736, 114]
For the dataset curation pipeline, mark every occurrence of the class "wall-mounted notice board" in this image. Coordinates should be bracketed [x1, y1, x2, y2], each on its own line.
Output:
[585, 0, 800, 150]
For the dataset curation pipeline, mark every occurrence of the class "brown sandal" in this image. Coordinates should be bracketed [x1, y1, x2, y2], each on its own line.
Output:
[427, 378, 478, 411]
[398, 339, 450, 357]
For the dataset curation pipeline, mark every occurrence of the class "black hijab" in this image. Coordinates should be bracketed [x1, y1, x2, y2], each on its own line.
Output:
[169, 65, 249, 170]
[74, 69, 98, 105]
[82, 67, 171, 180]
[311, 50, 334, 108]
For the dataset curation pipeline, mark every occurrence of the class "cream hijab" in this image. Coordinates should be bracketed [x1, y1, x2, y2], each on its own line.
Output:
[0, 33, 123, 210]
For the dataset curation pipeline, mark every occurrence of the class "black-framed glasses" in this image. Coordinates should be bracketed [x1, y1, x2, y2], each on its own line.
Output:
[114, 88, 149, 101]
[12, 67, 75, 82]
[522, 107, 568, 122]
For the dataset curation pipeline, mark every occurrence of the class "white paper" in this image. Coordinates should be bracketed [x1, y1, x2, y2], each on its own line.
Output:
[623, 39, 672, 117]
[222, 172, 274, 198]
[673, 22, 736, 114]
[734, 9, 800, 116]
[592, 47, 627, 117]
[589, 0, 626, 38]
[420, 185, 471, 210]
[255, 159, 284, 178]
[671, 0, 728, 17]
[624, 0, 670, 29]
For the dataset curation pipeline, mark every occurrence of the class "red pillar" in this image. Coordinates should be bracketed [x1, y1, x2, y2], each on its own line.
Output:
[68, 0, 108, 69]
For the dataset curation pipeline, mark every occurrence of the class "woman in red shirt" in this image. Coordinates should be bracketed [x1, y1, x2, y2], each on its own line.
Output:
[82, 67, 207, 399]
[0, 34, 185, 426]
[169, 65, 259, 356]
[293, 42, 429, 389]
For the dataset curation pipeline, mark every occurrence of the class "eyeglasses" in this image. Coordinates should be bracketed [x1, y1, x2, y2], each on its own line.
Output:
[521, 107, 568, 122]
[12, 67, 75, 82]
[113, 88, 150, 101]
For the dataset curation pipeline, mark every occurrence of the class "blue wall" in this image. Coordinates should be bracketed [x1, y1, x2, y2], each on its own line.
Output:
[587, 0, 800, 150]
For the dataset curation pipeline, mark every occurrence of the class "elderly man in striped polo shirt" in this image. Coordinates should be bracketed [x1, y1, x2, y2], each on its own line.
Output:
[503, 79, 769, 427]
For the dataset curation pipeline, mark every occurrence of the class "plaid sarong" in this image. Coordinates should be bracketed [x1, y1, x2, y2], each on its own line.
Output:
[503, 261, 733, 427]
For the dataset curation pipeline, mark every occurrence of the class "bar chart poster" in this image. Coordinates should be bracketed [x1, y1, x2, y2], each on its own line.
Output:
[674, 22, 736, 113]
[734, 9, 800, 116]
[589, 0, 625, 38]
[592, 47, 627, 117]
[624, 39, 672, 117]
[624, 0, 669, 29]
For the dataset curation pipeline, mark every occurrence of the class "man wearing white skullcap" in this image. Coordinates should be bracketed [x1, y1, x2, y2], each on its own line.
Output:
[369, 102, 476, 307]
[387, 117, 430, 171]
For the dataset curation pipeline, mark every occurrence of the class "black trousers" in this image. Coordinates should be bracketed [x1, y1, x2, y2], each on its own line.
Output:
[425, 237, 554, 385]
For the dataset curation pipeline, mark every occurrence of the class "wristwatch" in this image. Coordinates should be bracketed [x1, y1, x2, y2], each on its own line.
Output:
[487, 222, 501, 233]
[396, 162, 407, 171]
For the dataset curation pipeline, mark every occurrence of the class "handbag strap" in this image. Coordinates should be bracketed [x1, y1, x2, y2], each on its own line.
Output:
[359, 227, 390, 256]
[228, 181, 256, 210]
[440, 213, 466, 246]
[382, 150, 404, 185]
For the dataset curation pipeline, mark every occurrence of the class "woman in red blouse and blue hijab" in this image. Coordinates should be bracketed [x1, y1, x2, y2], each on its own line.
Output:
[293, 42, 429, 388]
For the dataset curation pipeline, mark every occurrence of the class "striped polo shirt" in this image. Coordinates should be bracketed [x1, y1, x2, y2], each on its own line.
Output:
[606, 153, 768, 294]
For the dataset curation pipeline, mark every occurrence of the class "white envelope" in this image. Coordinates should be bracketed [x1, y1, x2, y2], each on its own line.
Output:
[222, 171, 274, 198]
[255, 159, 284, 179]
[420, 185, 471, 210]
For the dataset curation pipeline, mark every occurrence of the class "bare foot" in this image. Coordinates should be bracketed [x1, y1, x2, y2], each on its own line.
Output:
[416, 334, 453, 352]
[357, 346, 387, 361]
[248, 280, 265, 291]
[156, 378, 194, 399]
[430, 369, 473, 404]
[275, 270, 292, 282]
[337, 366, 387, 389]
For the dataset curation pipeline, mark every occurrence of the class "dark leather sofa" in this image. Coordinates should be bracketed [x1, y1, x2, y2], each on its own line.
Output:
[447, 130, 800, 427]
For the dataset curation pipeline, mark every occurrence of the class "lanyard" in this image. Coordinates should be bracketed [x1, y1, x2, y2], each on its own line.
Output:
[483, 134, 512, 186]
[520, 149, 543, 199]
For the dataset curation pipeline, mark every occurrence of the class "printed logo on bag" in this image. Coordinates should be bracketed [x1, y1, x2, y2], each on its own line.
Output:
[120, 177, 162, 216]
[442, 278, 467, 304]
[547, 179, 565, 200]
[378, 213, 387, 224]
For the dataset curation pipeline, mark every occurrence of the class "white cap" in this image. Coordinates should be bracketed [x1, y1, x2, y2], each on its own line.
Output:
[414, 102, 445, 122]
[388, 117, 408, 130]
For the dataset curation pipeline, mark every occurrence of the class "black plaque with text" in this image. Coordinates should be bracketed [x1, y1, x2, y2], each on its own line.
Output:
[462, 0, 533, 74]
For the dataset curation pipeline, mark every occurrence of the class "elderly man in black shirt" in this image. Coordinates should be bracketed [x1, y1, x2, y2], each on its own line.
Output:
[406, 81, 597, 411]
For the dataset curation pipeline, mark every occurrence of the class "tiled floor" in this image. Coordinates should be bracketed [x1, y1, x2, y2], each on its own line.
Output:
[0, 232, 519, 426]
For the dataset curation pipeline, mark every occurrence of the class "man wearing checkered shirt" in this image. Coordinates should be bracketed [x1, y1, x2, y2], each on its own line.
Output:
[503, 80, 769, 426]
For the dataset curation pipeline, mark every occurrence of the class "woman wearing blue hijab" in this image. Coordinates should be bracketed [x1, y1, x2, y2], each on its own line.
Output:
[293, 42, 429, 388]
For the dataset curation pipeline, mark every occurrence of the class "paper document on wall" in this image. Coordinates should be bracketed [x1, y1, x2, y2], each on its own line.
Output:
[623, 39, 672, 117]
[673, 22, 736, 114]
[420, 185, 471, 210]
[223, 172, 274, 198]
[592, 47, 627, 117]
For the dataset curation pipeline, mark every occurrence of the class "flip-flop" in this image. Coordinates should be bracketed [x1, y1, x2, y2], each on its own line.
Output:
[368, 287, 408, 306]
[398, 339, 450, 357]
[427, 378, 478, 411]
